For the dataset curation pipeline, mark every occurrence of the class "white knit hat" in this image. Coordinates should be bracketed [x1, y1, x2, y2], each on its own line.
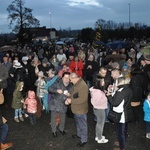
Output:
[38, 71, 44, 77]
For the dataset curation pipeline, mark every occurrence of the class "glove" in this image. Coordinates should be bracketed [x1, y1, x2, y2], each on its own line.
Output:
[73, 93, 79, 99]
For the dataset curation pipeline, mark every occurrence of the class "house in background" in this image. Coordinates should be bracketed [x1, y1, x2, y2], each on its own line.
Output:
[25, 26, 57, 42]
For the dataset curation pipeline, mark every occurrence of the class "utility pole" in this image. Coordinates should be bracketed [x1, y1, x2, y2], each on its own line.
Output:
[129, 3, 131, 28]
[49, 12, 52, 28]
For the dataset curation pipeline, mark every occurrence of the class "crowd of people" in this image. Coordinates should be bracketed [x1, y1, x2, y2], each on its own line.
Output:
[0, 41, 149, 150]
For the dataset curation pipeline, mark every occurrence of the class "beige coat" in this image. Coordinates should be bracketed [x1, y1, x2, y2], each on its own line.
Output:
[70, 78, 88, 115]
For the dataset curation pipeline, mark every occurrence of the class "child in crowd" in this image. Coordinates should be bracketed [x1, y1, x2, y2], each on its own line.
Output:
[89, 75, 108, 143]
[122, 65, 130, 78]
[11, 81, 24, 122]
[24, 90, 37, 125]
[143, 92, 150, 139]
[35, 71, 46, 110]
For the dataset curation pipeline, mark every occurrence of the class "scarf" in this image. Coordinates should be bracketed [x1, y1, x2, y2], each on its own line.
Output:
[43, 75, 59, 112]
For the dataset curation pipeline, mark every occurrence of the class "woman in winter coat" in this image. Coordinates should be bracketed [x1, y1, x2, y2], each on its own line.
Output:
[107, 77, 133, 150]
[89, 76, 108, 144]
[70, 55, 84, 77]
[130, 63, 144, 123]
[48, 72, 72, 137]
[28, 57, 41, 91]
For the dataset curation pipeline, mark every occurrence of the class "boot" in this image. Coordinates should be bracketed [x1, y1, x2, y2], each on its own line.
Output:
[1, 142, 13, 150]
[19, 116, 24, 121]
[24, 113, 29, 118]
[14, 117, 19, 123]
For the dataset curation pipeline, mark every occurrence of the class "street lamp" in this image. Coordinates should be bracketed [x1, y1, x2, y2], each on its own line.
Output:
[129, 3, 130, 28]
[49, 12, 52, 28]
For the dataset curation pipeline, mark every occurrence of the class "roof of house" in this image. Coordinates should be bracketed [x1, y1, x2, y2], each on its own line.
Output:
[25, 26, 56, 37]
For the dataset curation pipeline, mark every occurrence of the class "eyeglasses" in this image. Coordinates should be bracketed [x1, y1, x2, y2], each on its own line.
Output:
[70, 78, 75, 81]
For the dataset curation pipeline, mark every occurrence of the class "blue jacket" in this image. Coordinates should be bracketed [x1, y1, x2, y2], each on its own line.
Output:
[143, 99, 150, 122]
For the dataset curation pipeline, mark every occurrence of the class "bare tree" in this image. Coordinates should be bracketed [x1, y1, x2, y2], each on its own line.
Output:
[7, 0, 40, 44]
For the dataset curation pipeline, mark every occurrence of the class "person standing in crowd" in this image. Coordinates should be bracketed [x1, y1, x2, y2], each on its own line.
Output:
[107, 77, 133, 150]
[69, 55, 84, 77]
[50, 54, 59, 71]
[65, 73, 88, 147]
[2, 56, 12, 98]
[0, 62, 9, 106]
[58, 64, 72, 78]
[93, 67, 112, 122]
[57, 49, 67, 62]
[38, 57, 54, 77]
[28, 57, 40, 91]
[108, 69, 123, 94]
[43, 69, 59, 113]
[93, 67, 112, 90]
[142, 55, 150, 94]
[130, 64, 144, 124]
[35, 71, 46, 110]
[9, 60, 19, 94]
[89, 76, 109, 144]
[0, 85, 13, 149]
[24, 91, 37, 125]
[20, 56, 30, 96]
[66, 53, 74, 66]
[37, 45, 44, 62]
[84, 54, 99, 88]
[11, 81, 24, 122]
[143, 92, 150, 139]
[48, 72, 72, 138]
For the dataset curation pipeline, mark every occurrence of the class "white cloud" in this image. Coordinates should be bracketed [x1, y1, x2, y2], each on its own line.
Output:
[67, 0, 102, 7]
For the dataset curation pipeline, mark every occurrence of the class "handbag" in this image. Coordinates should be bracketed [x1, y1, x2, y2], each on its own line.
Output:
[108, 109, 122, 123]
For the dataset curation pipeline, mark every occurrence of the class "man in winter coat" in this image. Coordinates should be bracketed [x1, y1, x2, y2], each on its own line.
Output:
[48, 72, 72, 138]
[65, 73, 89, 147]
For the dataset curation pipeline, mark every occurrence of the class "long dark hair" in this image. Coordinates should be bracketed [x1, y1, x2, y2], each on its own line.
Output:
[93, 75, 104, 91]
[130, 63, 142, 75]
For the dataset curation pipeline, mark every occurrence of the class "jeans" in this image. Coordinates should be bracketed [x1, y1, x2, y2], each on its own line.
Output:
[0, 123, 8, 144]
[116, 123, 128, 150]
[74, 114, 88, 143]
[28, 113, 36, 125]
[15, 108, 22, 118]
[146, 121, 150, 133]
[93, 108, 105, 139]
[105, 103, 110, 122]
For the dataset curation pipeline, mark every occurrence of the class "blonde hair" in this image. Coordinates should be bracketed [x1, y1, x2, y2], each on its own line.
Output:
[16, 81, 24, 91]
[118, 77, 130, 85]
[78, 50, 86, 61]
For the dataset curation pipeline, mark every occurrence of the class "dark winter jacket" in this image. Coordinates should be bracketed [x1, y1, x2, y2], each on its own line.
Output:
[108, 84, 133, 123]
[84, 60, 99, 81]
[48, 79, 72, 113]
[130, 71, 144, 102]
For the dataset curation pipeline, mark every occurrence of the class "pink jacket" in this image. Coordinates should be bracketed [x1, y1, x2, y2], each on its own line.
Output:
[89, 87, 108, 109]
[25, 91, 37, 113]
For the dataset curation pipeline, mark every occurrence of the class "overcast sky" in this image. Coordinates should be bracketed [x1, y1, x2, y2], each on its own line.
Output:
[0, 0, 149, 33]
